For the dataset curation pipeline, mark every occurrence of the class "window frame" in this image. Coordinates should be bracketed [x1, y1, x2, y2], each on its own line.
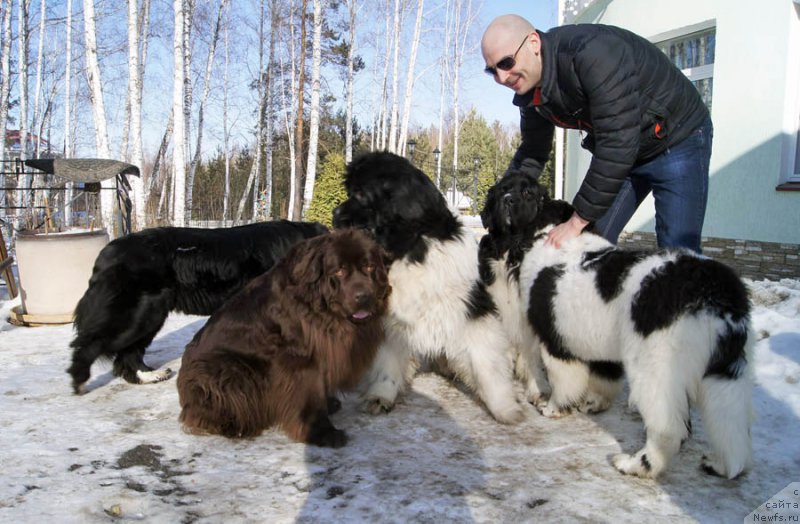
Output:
[651, 20, 716, 111]
[780, 4, 800, 187]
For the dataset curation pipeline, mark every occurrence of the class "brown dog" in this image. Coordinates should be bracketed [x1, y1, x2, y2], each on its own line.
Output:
[177, 228, 390, 447]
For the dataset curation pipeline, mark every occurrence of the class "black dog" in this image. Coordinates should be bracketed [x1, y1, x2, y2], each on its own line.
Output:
[67, 220, 328, 393]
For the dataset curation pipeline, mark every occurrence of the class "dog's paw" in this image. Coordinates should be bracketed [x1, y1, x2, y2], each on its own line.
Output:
[577, 392, 612, 414]
[361, 395, 395, 415]
[490, 402, 525, 425]
[612, 452, 657, 479]
[700, 454, 748, 479]
[536, 399, 572, 419]
[136, 367, 173, 384]
[525, 390, 549, 406]
[310, 428, 348, 448]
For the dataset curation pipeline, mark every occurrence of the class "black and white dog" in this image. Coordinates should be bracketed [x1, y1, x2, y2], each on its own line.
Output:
[479, 171, 754, 478]
[333, 152, 523, 424]
[68, 220, 328, 393]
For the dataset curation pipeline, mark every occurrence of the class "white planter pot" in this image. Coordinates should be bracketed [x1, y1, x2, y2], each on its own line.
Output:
[15, 229, 109, 320]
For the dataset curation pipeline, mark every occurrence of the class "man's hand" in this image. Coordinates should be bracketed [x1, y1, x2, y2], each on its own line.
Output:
[544, 212, 590, 249]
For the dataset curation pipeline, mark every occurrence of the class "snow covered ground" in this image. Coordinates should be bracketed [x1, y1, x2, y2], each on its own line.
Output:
[0, 278, 798, 523]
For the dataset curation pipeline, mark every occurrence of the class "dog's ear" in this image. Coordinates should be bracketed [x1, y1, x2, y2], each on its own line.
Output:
[289, 236, 326, 285]
[371, 243, 390, 289]
[480, 185, 497, 231]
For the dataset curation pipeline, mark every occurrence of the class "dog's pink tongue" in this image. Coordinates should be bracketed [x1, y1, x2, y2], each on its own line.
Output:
[352, 310, 371, 320]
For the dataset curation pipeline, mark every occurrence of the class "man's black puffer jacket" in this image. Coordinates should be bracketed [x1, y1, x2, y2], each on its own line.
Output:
[509, 24, 710, 222]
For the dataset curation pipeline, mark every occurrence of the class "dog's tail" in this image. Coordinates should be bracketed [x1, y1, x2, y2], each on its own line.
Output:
[178, 350, 271, 438]
[697, 317, 755, 479]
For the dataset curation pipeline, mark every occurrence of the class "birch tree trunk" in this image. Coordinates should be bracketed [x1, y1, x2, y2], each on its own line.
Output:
[344, 0, 357, 163]
[263, 0, 278, 219]
[17, 0, 30, 213]
[386, 0, 400, 153]
[138, 0, 151, 224]
[283, 0, 298, 219]
[398, 0, 424, 155]
[301, 0, 322, 218]
[63, 0, 72, 158]
[234, 0, 266, 224]
[182, 0, 194, 220]
[150, 111, 173, 220]
[449, 0, 474, 178]
[171, 0, 187, 226]
[377, 0, 391, 150]
[126, 0, 146, 230]
[221, 14, 230, 222]
[290, 0, 308, 221]
[83, 0, 115, 234]
[63, 0, 74, 225]
[189, 0, 228, 222]
[0, 0, 11, 217]
[31, 0, 45, 156]
[251, 0, 266, 220]
[437, 0, 450, 194]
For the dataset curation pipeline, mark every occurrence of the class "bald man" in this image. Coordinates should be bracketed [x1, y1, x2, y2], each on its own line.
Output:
[481, 15, 712, 253]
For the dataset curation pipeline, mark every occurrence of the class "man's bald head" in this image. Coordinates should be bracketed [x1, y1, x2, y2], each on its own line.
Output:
[481, 14, 536, 56]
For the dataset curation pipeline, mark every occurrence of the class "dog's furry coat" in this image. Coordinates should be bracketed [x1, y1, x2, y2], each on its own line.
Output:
[177, 228, 390, 446]
[479, 171, 754, 478]
[333, 152, 523, 423]
[68, 220, 327, 393]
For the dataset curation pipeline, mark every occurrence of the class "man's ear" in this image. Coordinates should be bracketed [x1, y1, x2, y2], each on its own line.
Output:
[529, 30, 541, 55]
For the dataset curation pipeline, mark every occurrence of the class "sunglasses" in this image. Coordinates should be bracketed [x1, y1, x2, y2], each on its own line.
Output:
[484, 35, 529, 77]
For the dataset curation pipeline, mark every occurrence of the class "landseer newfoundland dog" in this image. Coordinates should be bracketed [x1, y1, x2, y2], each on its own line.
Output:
[68, 220, 327, 394]
[479, 170, 754, 479]
[333, 151, 524, 424]
[177, 228, 390, 447]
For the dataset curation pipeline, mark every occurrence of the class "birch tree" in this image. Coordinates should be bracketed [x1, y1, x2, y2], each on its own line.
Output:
[126, 0, 146, 230]
[386, 0, 400, 153]
[344, 0, 357, 163]
[221, 13, 230, 222]
[171, 0, 187, 226]
[283, 1, 298, 219]
[397, 0, 424, 155]
[182, 0, 194, 195]
[31, 0, 45, 156]
[290, 0, 308, 220]
[262, 0, 279, 219]
[0, 0, 13, 213]
[188, 0, 228, 222]
[448, 0, 475, 176]
[436, 0, 451, 192]
[62, 0, 74, 225]
[17, 0, 30, 212]
[300, 0, 322, 218]
[63, 0, 73, 158]
[234, 0, 266, 224]
[83, 0, 115, 233]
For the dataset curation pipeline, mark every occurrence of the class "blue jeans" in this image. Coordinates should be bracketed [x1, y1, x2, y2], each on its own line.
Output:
[594, 116, 713, 253]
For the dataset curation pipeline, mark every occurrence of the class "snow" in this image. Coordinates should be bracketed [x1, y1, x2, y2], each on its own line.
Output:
[0, 278, 798, 523]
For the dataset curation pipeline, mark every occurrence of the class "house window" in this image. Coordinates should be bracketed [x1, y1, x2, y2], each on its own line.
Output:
[783, 6, 800, 186]
[656, 27, 716, 111]
[793, 113, 800, 181]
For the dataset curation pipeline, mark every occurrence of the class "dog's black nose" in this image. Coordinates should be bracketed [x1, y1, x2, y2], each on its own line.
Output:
[503, 193, 515, 205]
[354, 289, 373, 307]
